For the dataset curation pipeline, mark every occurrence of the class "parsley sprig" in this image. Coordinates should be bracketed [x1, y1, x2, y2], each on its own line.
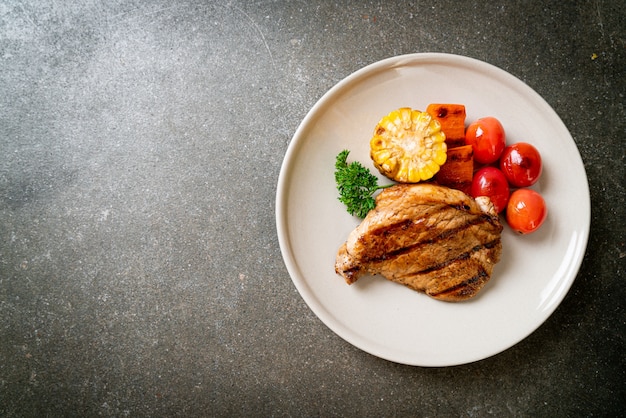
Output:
[334, 150, 393, 218]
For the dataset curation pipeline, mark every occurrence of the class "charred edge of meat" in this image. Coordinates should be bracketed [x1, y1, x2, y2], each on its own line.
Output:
[427, 267, 489, 298]
[365, 215, 501, 263]
[370, 219, 414, 238]
[417, 240, 500, 275]
[367, 202, 500, 239]
[337, 265, 361, 284]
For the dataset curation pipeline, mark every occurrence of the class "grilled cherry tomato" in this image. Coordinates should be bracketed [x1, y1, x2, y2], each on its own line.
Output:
[500, 142, 543, 187]
[471, 166, 510, 213]
[465, 117, 506, 164]
[506, 189, 547, 234]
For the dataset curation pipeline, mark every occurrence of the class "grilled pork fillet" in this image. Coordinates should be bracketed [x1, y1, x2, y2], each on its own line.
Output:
[335, 183, 503, 301]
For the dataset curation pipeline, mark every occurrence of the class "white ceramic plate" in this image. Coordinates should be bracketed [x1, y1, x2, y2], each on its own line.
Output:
[276, 53, 590, 367]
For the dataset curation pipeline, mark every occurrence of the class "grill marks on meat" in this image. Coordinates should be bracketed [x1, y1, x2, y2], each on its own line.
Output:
[335, 184, 503, 302]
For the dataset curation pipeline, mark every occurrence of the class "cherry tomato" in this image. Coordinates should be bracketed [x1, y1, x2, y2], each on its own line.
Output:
[506, 189, 547, 234]
[465, 117, 506, 164]
[471, 166, 510, 213]
[500, 142, 543, 187]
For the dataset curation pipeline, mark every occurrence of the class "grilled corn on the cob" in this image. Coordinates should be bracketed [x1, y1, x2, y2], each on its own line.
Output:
[370, 108, 447, 183]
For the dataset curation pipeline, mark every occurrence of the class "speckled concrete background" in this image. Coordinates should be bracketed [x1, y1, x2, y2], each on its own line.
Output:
[1, 1, 624, 416]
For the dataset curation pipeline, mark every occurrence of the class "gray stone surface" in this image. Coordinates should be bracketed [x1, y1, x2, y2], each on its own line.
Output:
[1, 0, 624, 416]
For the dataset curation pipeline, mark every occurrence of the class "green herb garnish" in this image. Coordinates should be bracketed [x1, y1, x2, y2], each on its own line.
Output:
[334, 150, 392, 218]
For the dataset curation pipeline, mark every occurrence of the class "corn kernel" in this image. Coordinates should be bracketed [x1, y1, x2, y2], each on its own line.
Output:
[370, 107, 447, 183]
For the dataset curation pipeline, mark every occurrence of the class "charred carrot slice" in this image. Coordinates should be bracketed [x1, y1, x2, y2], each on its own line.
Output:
[427, 104, 466, 148]
[435, 145, 474, 194]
